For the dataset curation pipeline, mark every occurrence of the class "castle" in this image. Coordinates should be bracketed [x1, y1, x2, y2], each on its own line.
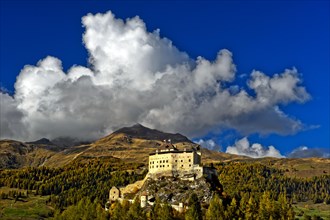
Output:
[106, 142, 215, 211]
[148, 142, 203, 180]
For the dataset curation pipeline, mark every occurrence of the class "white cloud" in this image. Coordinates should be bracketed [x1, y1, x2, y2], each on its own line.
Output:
[0, 92, 27, 140]
[195, 139, 221, 151]
[288, 146, 330, 158]
[226, 137, 285, 158]
[0, 11, 310, 141]
[248, 68, 310, 105]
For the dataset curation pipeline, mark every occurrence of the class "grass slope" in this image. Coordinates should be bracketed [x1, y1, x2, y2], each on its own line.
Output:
[0, 187, 53, 220]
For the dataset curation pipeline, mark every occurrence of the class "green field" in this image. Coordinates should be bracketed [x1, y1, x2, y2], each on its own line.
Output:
[294, 202, 330, 220]
[0, 187, 53, 220]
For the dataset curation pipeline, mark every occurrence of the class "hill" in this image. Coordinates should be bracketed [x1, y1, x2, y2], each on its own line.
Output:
[112, 123, 192, 143]
[0, 139, 58, 168]
[0, 124, 329, 179]
[44, 124, 246, 167]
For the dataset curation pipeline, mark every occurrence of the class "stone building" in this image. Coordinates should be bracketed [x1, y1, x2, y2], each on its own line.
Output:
[148, 143, 203, 179]
[109, 186, 120, 202]
[106, 142, 214, 211]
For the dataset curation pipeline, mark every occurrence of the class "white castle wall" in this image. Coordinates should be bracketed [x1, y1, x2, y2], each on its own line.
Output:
[148, 148, 203, 179]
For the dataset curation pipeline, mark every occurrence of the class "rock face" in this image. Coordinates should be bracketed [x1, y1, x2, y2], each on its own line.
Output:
[138, 176, 222, 205]
[113, 124, 192, 144]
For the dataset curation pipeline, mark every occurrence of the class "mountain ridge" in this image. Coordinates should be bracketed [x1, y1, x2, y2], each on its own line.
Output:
[104, 123, 192, 144]
[1, 124, 329, 178]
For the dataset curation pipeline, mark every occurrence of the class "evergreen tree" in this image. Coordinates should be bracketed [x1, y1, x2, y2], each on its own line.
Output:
[160, 202, 174, 220]
[152, 197, 174, 220]
[206, 194, 225, 220]
[185, 193, 202, 220]
[245, 196, 257, 220]
[226, 197, 238, 219]
[258, 191, 275, 220]
[152, 197, 162, 220]
[127, 198, 145, 220]
[110, 201, 125, 220]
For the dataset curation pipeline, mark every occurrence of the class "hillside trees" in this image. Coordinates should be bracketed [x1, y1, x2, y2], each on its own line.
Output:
[216, 162, 330, 203]
[53, 197, 108, 220]
[205, 193, 225, 220]
[0, 159, 328, 219]
[185, 193, 202, 220]
[152, 197, 174, 220]
[0, 158, 146, 210]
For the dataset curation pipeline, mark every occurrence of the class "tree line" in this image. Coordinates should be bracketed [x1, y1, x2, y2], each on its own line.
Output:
[0, 158, 329, 219]
[0, 157, 146, 210]
[215, 162, 330, 204]
[54, 190, 295, 220]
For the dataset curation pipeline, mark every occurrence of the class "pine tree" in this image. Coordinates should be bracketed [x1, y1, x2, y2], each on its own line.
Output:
[258, 191, 275, 220]
[127, 198, 145, 220]
[152, 198, 174, 220]
[110, 201, 125, 220]
[206, 194, 225, 220]
[226, 197, 238, 219]
[160, 202, 174, 220]
[245, 195, 257, 220]
[278, 192, 289, 219]
[185, 193, 202, 220]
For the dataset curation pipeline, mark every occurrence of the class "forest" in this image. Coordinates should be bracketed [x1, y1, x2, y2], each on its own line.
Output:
[0, 157, 329, 219]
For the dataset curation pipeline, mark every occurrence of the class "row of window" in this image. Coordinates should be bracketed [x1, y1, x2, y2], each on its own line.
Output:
[150, 159, 191, 165]
[150, 164, 192, 169]
[150, 165, 170, 168]
[150, 160, 169, 164]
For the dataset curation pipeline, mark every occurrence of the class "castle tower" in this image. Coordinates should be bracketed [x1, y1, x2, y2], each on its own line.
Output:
[140, 192, 148, 208]
[178, 202, 184, 213]
[109, 186, 120, 202]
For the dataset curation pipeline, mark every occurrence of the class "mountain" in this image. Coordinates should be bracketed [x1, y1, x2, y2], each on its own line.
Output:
[0, 139, 57, 168]
[1, 124, 329, 179]
[112, 123, 192, 143]
[60, 123, 243, 166]
[26, 138, 54, 145]
[51, 137, 92, 148]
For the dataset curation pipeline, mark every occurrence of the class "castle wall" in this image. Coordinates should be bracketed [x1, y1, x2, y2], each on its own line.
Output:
[148, 149, 203, 179]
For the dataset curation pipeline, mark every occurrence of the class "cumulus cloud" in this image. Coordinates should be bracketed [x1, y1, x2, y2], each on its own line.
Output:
[288, 146, 330, 158]
[195, 139, 221, 151]
[0, 92, 27, 139]
[0, 11, 310, 141]
[226, 137, 285, 158]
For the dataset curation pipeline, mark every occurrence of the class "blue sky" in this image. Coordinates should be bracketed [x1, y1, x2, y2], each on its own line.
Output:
[0, 0, 329, 157]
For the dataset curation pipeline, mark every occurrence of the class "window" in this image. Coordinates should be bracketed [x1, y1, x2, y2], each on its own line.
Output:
[181, 160, 183, 162]
[189, 164, 191, 167]
[175, 160, 177, 162]
[189, 159, 191, 162]
[160, 160, 162, 163]
[156, 165, 158, 168]
[163, 160, 165, 163]
[166, 160, 168, 163]
[167, 165, 169, 167]
[181, 165, 183, 167]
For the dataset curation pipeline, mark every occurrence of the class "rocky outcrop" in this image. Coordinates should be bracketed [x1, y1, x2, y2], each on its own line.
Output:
[138, 176, 222, 205]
